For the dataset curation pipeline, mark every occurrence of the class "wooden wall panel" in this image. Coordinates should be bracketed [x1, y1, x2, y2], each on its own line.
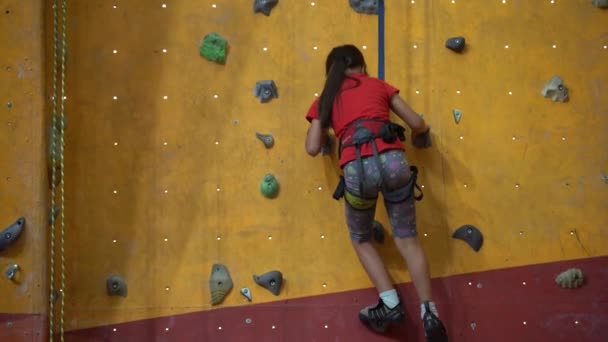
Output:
[52, 0, 608, 333]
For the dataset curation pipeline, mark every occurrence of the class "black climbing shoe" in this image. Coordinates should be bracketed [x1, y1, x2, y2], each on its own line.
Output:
[359, 298, 405, 333]
[422, 301, 448, 342]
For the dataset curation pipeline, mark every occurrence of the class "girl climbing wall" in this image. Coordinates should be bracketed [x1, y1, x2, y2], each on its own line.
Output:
[304, 44, 448, 342]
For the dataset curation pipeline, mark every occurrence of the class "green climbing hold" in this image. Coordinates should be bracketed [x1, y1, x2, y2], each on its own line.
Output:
[200, 33, 228, 64]
[260, 174, 280, 198]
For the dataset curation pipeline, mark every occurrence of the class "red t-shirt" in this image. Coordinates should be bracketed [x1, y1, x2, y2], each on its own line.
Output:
[306, 73, 405, 168]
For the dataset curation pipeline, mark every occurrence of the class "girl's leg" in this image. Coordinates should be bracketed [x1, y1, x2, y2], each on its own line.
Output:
[393, 236, 431, 302]
[343, 159, 393, 293]
[382, 150, 448, 340]
[344, 158, 405, 328]
[381, 150, 432, 301]
[351, 241, 394, 293]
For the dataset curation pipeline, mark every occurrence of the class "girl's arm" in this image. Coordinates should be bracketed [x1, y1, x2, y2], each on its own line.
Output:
[305, 119, 328, 156]
[389, 93, 428, 133]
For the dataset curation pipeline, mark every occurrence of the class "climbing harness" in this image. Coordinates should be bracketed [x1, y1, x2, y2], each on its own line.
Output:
[49, 0, 67, 340]
[332, 118, 423, 210]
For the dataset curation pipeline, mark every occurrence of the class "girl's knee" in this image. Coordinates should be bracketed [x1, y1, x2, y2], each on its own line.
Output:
[393, 235, 421, 248]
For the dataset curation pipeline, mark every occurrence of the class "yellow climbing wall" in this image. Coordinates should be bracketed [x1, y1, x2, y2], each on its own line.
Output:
[0, 0, 48, 328]
[54, 0, 607, 331]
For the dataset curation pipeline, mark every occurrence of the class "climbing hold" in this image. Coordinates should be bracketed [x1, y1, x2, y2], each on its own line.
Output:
[555, 268, 584, 289]
[209, 264, 233, 305]
[453, 109, 462, 124]
[412, 127, 432, 149]
[602, 172, 608, 184]
[253, 270, 283, 296]
[321, 135, 334, 155]
[240, 287, 252, 302]
[256, 132, 274, 149]
[200, 33, 228, 64]
[51, 114, 68, 131]
[592, 0, 608, 8]
[47, 116, 68, 188]
[446, 36, 466, 53]
[372, 220, 385, 244]
[0, 217, 25, 252]
[51, 290, 61, 304]
[541, 76, 569, 102]
[48, 125, 63, 163]
[254, 0, 278, 15]
[254, 80, 279, 103]
[48, 116, 68, 162]
[452, 224, 483, 252]
[48, 205, 60, 225]
[5, 264, 19, 281]
[106, 275, 128, 297]
[260, 174, 280, 198]
[6, 102, 12, 109]
[349, 0, 379, 15]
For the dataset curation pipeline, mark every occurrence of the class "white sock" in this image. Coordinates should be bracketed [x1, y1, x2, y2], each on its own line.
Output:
[379, 289, 399, 309]
[421, 301, 439, 319]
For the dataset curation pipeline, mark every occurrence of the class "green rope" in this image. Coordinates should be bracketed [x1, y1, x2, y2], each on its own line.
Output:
[49, 0, 58, 339]
[59, 0, 67, 340]
[49, 0, 67, 340]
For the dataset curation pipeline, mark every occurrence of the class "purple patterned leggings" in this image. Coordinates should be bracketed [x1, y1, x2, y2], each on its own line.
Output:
[343, 149, 418, 241]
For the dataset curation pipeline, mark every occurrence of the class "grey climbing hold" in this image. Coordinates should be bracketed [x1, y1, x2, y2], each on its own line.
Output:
[0, 217, 25, 252]
[592, 0, 608, 8]
[51, 290, 61, 304]
[602, 172, 608, 184]
[349, 0, 379, 15]
[413, 126, 432, 148]
[48, 205, 60, 225]
[106, 275, 128, 297]
[453, 109, 462, 124]
[541, 76, 569, 102]
[253, 270, 283, 296]
[48, 125, 63, 162]
[240, 287, 252, 302]
[6, 102, 12, 109]
[210, 264, 233, 305]
[51, 114, 68, 131]
[254, 0, 279, 16]
[555, 268, 584, 289]
[372, 220, 385, 244]
[47, 116, 69, 186]
[446, 36, 466, 53]
[256, 132, 274, 148]
[5, 264, 19, 280]
[452, 224, 483, 252]
[254, 80, 278, 103]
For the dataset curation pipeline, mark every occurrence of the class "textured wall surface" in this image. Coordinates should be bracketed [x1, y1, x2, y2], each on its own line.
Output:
[1, 0, 607, 341]
[0, 0, 49, 340]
